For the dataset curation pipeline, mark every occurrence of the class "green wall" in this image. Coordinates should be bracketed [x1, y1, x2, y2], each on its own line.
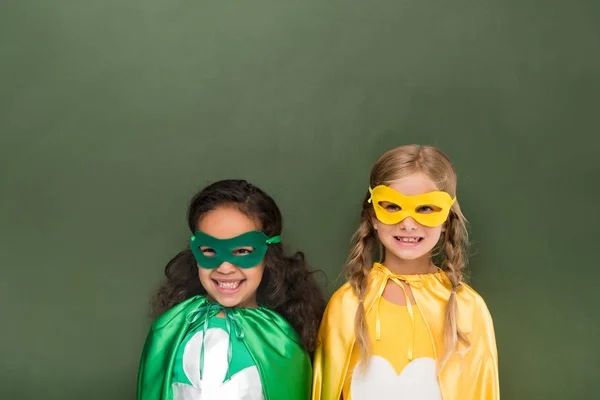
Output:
[1, 0, 598, 398]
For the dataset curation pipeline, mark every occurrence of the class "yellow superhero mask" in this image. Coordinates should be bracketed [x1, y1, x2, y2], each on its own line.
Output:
[368, 185, 456, 227]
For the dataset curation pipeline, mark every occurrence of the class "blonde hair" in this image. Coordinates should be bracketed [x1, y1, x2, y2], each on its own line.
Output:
[345, 144, 470, 370]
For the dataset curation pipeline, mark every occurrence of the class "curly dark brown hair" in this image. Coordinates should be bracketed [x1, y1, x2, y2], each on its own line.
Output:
[151, 179, 325, 353]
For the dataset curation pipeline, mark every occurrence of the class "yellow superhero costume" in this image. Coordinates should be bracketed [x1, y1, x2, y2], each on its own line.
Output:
[342, 290, 439, 399]
[312, 262, 499, 400]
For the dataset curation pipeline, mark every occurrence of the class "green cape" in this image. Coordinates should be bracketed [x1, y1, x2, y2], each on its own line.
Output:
[137, 295, 311, 400]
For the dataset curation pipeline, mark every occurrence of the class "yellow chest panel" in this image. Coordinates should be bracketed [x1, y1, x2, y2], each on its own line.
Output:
[342, 297, 437, 399]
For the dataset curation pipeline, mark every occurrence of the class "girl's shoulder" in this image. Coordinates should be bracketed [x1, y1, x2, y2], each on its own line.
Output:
[150, 295, 208, 330]
[240, 306, 302, 343]
[456, 281, 494, 321]
[425, 269, 494, 321]
[318, 282, 359, 333]
[324, 266, 388, 311]
[327, 282, 358, 311]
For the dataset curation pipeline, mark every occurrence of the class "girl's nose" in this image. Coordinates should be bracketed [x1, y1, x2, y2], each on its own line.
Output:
[215, 261, 237, 274]
[399, 217, 418, 231]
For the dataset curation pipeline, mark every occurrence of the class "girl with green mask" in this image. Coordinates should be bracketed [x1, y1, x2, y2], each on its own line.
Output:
[137, 179, 325, 400]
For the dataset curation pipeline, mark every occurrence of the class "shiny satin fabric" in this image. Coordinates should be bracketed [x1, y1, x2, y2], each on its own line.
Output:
[137, 295, 312, 400]
[311, 263, 499, 400]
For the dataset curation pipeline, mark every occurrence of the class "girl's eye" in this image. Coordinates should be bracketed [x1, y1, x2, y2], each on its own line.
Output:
[233, 247, 254, 256]
[380, 202, 401, 212]
[416, 205, 438, 214]
[200, 247, 216, 257]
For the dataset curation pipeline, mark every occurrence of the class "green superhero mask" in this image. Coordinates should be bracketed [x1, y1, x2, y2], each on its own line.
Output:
[190, 230, 281, 269]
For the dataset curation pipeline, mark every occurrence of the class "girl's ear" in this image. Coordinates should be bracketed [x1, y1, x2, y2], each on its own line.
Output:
[441, 222, 447, 232]
[371, 216, 379, 230]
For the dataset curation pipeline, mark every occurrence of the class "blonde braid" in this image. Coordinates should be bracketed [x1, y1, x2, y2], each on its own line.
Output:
[345, 215, 377, 363]
[438, 211, 470, 371]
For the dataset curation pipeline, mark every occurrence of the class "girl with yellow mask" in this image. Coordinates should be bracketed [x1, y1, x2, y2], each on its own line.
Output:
[312, 145, 499, 400]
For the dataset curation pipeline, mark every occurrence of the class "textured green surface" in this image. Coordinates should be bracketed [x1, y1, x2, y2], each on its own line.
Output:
[1, 0, 598, 398]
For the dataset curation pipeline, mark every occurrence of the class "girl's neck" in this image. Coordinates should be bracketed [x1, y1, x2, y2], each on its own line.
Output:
[381, 253, 437, 275]
[206, 295, 259, 309]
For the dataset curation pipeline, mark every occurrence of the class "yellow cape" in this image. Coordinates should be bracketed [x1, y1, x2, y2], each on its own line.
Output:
[312, 263, 499, 400]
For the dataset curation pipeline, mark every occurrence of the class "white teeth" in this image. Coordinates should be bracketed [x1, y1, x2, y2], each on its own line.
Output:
[217, 281, 241, 289]
[397, 237, 420, 243]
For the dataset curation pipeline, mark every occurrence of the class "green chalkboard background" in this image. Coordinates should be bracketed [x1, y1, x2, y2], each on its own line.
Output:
[1, 0, 598, 398]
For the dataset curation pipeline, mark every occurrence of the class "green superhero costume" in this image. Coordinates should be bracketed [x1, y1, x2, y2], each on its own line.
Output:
[137, 295, 311, 400]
